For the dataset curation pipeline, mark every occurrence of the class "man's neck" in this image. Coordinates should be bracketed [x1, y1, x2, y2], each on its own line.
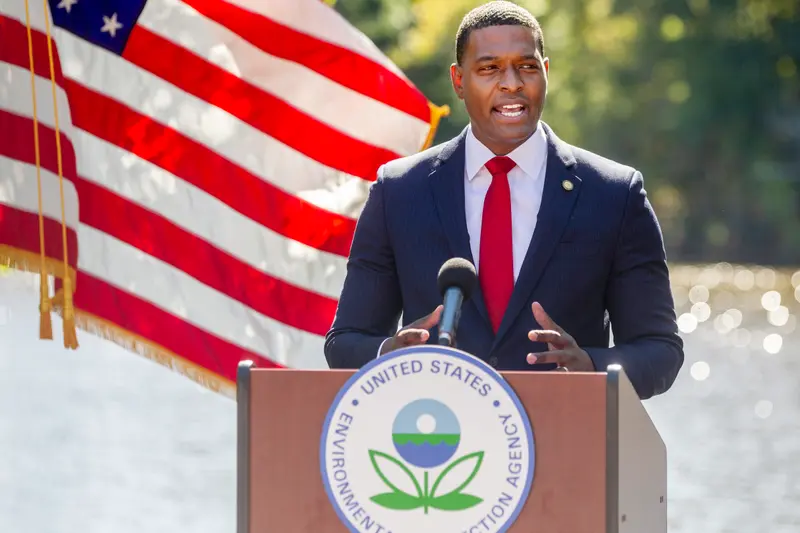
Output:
[468, 122, 538, 156]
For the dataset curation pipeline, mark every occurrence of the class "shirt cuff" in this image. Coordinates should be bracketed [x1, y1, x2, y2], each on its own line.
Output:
[376, 338, 391, 358]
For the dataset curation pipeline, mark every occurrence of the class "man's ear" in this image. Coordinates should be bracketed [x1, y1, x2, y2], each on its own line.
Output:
[543, 57, 550, 95]
[450, 63, 465, 100]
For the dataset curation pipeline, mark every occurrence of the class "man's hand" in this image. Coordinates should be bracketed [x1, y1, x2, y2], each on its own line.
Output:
[380, 305, 443, 356]
[526, 302, 595, 372]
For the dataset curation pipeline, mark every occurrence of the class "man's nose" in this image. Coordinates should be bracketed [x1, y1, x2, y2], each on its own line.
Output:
[498, 66, 524, 92]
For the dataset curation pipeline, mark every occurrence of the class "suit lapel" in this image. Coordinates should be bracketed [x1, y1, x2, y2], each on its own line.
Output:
[493, 124, 582, 347]
[428, 128, 492, 329]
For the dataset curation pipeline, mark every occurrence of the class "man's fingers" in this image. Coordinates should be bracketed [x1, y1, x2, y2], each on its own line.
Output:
[527, 350, 571, 365]
[527, 330, 566, 345]
[531, 302, 562, 333]
[412, 305, 443, 329]
[397, 328, 431, 345]
[390, 306, 443, 352]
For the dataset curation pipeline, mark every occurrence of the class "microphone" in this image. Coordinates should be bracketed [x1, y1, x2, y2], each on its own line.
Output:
[437, 258, 478, 347]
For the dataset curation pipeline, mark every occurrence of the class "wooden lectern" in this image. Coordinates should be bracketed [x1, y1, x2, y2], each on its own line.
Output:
[236, 362, 667, 533]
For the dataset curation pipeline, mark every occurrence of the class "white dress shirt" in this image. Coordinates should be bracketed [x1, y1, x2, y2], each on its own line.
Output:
[464, 123, 548, 280]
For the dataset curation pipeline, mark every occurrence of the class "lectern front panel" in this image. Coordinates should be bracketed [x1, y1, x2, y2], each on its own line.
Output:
[249, 369, 350, 533]
[504, 372, 607, 532]
[246, 369, 607, 533]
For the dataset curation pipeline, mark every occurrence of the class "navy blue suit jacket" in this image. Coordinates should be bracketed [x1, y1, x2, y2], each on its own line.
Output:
[324, 123, 684, 399]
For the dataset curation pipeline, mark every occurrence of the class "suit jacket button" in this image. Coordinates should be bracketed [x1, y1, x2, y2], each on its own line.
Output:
[488, 357, 498, 368]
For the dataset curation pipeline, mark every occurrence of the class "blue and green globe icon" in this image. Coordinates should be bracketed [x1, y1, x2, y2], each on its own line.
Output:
[368, 398, 484, 513]
[392, 399, 461, 468]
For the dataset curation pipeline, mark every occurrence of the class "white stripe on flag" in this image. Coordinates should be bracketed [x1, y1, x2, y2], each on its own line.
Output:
[0, 154, 80, 229]
[228, 0, 409, 79]
[77, 225, 327, 369]
[0, 60, 75, 138]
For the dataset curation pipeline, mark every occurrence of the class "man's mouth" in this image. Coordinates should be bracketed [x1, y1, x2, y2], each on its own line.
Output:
[493, 104, 527, 119]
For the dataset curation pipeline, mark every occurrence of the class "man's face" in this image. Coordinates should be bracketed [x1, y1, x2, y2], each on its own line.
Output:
[451, 24, 549, 155]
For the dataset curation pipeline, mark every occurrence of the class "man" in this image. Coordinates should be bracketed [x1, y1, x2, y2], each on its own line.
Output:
[324, 0, 684, 399]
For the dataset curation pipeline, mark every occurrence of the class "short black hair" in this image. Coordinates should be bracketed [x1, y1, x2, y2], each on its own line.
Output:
[455, 1, 545, 65]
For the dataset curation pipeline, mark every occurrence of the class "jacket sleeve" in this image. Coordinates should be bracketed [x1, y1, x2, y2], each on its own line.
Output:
[324, 168, 403, 368]
[583, 170, 684, 399]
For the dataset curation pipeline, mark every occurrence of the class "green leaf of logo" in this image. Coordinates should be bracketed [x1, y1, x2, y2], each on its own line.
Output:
[368, 450, 423, 499]
[370, 492, 425, 510]
[430, 451, 484, 499]
[430, 492, 483, 511]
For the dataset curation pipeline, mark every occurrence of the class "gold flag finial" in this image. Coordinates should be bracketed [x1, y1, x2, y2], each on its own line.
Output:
[422, 102, 451, 150]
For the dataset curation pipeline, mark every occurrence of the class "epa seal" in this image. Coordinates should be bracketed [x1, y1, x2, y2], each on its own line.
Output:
[320, 346, 535, 533]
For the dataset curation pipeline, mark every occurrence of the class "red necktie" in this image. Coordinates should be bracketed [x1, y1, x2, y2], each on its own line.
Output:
[480, 156, 516, 333]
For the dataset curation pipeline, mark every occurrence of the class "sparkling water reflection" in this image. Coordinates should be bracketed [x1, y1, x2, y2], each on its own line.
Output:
[1, 264, 799, 532]
[646, 263, 800, 532]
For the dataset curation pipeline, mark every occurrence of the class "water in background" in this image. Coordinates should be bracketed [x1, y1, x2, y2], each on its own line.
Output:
[1, 263, 799, 533]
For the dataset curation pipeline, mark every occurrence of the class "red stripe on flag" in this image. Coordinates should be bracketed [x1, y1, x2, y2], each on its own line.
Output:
[0, 204, 78, 269]
[64, 271, 282, 383]
[0, 109, 78, 185]
[0, 15, 66, 83]
[181, 0, 431, 124]
[72, 175, 338, 337]
[62, 80, 357, 258]
[123, 25, 398, 182]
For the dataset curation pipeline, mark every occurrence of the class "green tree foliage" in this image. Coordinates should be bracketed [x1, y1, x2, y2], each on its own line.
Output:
[335, 0, 800, 264]
[332, 0, 417, 52]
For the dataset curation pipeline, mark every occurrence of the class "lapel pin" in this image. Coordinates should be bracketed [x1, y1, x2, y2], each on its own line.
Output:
[562, 179, 574, 191]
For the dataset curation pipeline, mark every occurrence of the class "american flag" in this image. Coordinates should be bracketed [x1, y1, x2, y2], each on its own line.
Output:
[0, 0, 446, 397]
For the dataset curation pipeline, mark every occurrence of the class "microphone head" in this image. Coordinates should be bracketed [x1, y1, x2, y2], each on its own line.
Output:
[437, 258, 478, 300]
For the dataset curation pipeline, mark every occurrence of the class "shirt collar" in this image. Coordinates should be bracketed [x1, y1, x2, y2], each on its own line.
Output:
[464, 122, 548, 181]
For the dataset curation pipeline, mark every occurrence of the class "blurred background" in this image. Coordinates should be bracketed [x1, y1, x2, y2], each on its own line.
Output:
[2, 0, 799, 532]
[337, 0, 800, 266]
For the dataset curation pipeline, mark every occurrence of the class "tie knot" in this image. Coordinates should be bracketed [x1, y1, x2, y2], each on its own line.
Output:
[485, 156, 516, 177]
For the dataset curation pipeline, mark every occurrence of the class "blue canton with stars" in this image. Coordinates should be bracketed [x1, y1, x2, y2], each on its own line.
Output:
[48, 0, 147, 55]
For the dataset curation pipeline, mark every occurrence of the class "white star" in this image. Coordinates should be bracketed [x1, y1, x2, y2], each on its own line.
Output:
[57, 0, 78, 13]
[100, 13, 123, 38]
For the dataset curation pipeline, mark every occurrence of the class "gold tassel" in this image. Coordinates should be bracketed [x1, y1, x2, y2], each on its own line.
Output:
[61, 276, 79, 349]
[39, 267, 53, 340]
[24, 0, 53, 341]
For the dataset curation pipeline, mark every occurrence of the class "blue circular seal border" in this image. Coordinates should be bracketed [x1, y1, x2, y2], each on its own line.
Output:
[319, 345, 536, 533]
